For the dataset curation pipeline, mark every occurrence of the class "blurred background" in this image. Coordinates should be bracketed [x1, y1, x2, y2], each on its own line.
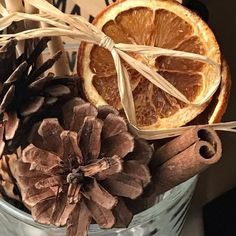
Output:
[191, 0, 236, 208]
[182, 0, 236, 235]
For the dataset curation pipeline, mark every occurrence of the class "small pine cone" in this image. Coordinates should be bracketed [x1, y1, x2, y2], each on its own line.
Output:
[0, 38, 77, 155]
[14, 98, 152, 236]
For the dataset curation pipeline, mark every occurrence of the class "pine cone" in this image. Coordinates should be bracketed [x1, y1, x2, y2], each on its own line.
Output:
[14, 98, 152, 236]
[0, 152, 20, 201]
[0, 38, 77, 155]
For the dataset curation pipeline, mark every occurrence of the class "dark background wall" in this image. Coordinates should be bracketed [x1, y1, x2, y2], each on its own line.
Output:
[192, 0, 236, 207]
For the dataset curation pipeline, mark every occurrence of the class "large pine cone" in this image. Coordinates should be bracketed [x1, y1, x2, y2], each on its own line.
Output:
[0, 38, 77, 155]
[14, 98, 152, 236]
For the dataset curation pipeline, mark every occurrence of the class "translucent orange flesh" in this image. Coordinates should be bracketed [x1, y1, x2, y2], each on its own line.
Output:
[89, 7, 206, 126]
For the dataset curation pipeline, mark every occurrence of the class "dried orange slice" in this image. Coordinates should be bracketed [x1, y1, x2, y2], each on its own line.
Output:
[78, 0, 222, 129]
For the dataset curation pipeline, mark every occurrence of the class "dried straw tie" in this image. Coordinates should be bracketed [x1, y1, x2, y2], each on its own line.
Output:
[0, 0, 235, 139]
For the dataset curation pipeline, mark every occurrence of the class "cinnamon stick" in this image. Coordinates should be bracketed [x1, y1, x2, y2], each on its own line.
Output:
[151, 126, 221, 168]
[152, 127, 222, 195]
[46, 37, 70, 75]
[0, 0, 5, 7]
[5, 0, 25, 55]
[41, 0, 70, 76]
[24, 2, 39, 30]
[24, 1, 44, 69]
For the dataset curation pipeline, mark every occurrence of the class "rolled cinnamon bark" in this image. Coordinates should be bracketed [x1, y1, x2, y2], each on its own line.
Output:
[24, 2, 39, 29]
[42, 0, 70, 76]
[152, 127, 222, 195]
[5, 0, 25, 54]
[24, 2, 44, 69]
[46, 36, 70, 76]
[151, 126, 220, 168]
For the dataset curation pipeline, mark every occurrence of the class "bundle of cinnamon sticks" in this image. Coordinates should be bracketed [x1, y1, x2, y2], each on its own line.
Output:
[151, 126, 222, 195]
[125, 126, 222, 215]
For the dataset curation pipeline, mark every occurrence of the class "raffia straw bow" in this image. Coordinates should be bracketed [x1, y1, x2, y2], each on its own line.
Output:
[0, 0, 234, 140]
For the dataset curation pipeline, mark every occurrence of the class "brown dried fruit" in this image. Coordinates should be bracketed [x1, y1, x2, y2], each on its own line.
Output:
[15, 98, 152, 236]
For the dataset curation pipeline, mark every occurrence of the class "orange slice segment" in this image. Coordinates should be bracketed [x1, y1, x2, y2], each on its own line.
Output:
[78, 0, 221, 129]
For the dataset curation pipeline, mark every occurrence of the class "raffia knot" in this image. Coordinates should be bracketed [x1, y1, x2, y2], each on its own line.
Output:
[99, 35, 115, 51]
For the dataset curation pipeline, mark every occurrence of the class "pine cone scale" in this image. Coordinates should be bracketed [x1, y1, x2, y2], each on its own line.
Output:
[70, 103, 98, 132]
[101, 132, 134, 158]
[97, 105, 119, 120]
[4, 111, 19, 140]
[35, 176, 63, 189]
[67, 200, 91, 236]
[81, 155, 122, 178]
[0, 154, 19, 201]
[112, 199, 133, 228]
[38, 119, 64, 155]
[67, 184, 81, 204]
[103, 173, 143, 199]
[22, 144, 62, 174]
[26, 37, 50, 67]
[61, 131, 83, 165]
[79, 116, 102, 161]
[84, 179, 117, 210]
[28, 51, 62, 80]
[123, 161, 151, 187]
[0, 40, 16, 82]
[51, 193, 76, 227]
[4, 61, 28, 85]
[31, 197, 56, 225]
[23, 185, 56, 208]
[28, 73, 54, 92]
[0, 85, 15, 112]
[102, 113, 127, 139]
[95, 156, 123, 181]
[45, 84, 71, 97]
[20, 96, 45, 116]
[85, 199, 115, 229]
